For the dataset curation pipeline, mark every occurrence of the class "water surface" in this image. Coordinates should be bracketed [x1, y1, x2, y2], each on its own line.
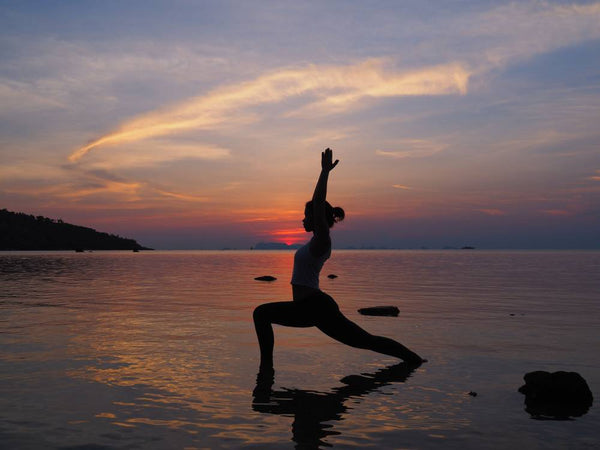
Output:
[1, 250, 598, 448]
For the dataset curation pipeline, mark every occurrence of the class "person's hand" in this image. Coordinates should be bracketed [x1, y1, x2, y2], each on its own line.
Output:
[321, 148, 339, 172]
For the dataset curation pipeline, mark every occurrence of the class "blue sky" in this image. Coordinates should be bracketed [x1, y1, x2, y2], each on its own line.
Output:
[1, 1, 599, 248]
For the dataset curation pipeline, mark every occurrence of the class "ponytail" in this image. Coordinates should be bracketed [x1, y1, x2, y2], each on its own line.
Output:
[306, 200, 345, 228]
[331, 206, 345, 225]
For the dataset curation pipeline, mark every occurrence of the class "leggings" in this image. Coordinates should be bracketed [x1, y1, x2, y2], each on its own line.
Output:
[253, 291, 422, 368]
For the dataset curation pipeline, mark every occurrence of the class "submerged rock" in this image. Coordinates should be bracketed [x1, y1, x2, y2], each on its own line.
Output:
[357, 306, 400, 317]
[518, 371, 593, 419]
[254, 275, 277, 282]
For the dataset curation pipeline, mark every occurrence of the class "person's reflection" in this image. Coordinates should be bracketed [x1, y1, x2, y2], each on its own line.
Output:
[252, 362, 420, 448]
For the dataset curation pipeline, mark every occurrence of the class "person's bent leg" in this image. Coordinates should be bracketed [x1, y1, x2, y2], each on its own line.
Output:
[253, 301, 314, 370]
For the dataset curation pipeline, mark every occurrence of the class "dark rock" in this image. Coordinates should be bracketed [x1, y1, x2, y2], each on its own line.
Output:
[254, 275, 277, 282]
[518, 371, 593, 419]
[357, 306, 400, 317]
[468, 391, 478, 397]
[327, 274, 338, 279]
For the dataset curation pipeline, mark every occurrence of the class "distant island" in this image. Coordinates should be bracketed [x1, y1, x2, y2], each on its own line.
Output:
[0, 209, 151, 251]
[252, 242, 302, 250]
[251, 242, 477, 251]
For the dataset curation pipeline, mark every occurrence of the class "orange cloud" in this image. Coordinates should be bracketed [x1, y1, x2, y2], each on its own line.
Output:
[154, 189, 210, 202]
[69, 59, 470, 162]
[376, 139, 446, 159]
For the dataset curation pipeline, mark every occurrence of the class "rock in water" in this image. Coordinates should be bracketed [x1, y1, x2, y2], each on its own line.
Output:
[327, 274, 338, 279]
[357, 306, 400, 317]
[254, 275, 277, 282]
[518, 371, 593, 419]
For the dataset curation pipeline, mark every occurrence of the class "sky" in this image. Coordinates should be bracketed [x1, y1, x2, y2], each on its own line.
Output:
[1, 0, 599, 249]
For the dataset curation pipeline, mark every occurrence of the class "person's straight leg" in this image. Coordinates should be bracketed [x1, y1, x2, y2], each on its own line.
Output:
[316, 310, 423, 363]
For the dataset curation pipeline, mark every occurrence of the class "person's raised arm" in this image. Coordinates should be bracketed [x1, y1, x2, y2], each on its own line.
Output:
[310, 148, 339, 256]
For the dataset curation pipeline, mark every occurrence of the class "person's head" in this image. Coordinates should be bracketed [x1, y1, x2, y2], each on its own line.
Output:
[302, 201, 345, 232]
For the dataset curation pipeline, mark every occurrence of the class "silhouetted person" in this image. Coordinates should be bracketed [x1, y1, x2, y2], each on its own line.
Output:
[253, 149, 424, 373]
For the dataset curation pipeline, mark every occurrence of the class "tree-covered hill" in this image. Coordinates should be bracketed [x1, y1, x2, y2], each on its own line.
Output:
[0, 209, 152, 250]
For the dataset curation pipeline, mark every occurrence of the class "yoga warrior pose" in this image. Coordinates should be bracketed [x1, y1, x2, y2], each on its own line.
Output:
[253, 149, 424, 371]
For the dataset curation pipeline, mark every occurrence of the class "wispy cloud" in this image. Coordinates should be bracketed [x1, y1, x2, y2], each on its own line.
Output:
[3, 179, 143, 203]
[0, 79, 66, 113]
[540, 209, 572, 216]
[300, 127, 356, 146]
[82, 141, 231, 169]
[469, 2, 600, 69]
[477, 208, 506, 216]
[392, 184, 412, 190]
[69, 59, 469, 161]
[0, 37, 236, 115]
[153, 189, 210, 202]
[376, 139, 446, 159]
[286, 62, 470, 117]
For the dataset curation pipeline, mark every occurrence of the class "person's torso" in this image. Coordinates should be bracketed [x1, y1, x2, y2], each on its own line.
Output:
[290, 238, 331, 291]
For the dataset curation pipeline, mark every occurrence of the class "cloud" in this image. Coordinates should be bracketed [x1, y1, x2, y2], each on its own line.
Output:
[2, 178, 143, 203]
[0, 162, 67, 181]
[153, 189, 210, 202]
[286, 62, 470, 117]
[0, 79, 66, 113]
[540, 209, 572, 216]
[0, 161, 210, 206]
[470, 2, 600, 69]
[0, 37, 237, 113]
[392, 184, 412, 190]
[477, 208, 506, 216]
[397, 1, 600, 80]
[56, 180, 142, 200]
[300, 127, 356, 146]
[82, 141, 231, 169]
[69, 59, 470, 161]
[376, 139, 446, 159]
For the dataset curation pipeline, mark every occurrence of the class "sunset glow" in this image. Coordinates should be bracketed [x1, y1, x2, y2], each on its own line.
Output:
[265, 228, 308, 246]
[1, 1, 599, 248]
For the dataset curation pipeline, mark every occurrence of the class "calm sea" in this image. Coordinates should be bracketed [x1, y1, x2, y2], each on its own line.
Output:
[1, 250, 598, 449]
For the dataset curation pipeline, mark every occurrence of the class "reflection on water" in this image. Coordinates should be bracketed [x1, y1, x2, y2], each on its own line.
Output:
[1, 250, 599, 448]
[252, 363, 419, 448]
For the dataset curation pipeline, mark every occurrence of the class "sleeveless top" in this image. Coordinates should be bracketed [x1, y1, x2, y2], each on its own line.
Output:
[291, 237, 331, 289]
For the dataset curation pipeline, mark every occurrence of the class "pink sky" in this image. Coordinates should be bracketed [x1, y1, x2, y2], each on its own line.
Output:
[1, 1, 599, 248]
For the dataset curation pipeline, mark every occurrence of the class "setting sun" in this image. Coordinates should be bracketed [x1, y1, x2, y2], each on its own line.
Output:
[264, 228, 307, 246]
